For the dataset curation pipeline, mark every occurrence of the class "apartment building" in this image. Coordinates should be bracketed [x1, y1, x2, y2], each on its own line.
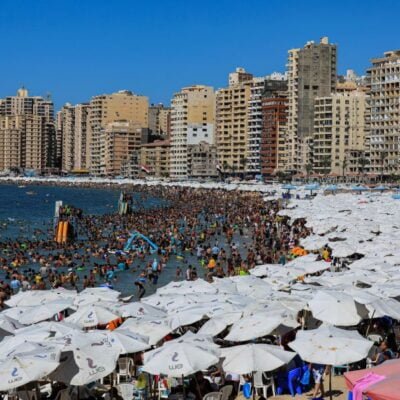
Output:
[261, 81, 288, 175]
[0, 88, 58, 172]
[216, 68, 252, 174]
[170, 85, 215, 178]
[286, 37, 337, 173]
[57, 103, 90, 172]
[103, 120, 143, 176]
[188, 142, 218, 178]
[313, 89, 367, 175]
[148, 104, 171, 138]
[87, 90, 148, 175]
[140, 140, 171, 177]
[367, 50, 400, 174]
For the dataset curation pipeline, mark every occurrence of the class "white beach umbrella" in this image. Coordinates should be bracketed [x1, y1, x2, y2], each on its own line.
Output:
[0, 336, 48, 359]
[198, 312, 243, 336]
[0, 347, 60, 391]
[118, 318, 171, 345]
[19, 299, 73, 325]
[92, 329, 150, 354]
[118, 302, 167, 319]
[288, 325, 373, 365]
[308, 290, 367, 326]
[366, 298, 400, 320]
[49, 331, 120, 385]
[65, 305, 118, 328]
[164, 331, 220, 353]
[5, 288, 76, 307]
[221, 343, 295, 375]
[143, 341, 219, 377]
[15, 321, 80, 341]
[0, 314, 23, 334]
[225, 312, 298, 342]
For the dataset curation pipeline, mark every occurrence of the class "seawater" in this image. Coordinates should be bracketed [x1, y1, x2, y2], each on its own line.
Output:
[0, 184, 247, 297]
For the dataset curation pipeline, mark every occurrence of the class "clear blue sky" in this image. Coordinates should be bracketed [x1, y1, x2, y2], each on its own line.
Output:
[1, 0, 399, 110]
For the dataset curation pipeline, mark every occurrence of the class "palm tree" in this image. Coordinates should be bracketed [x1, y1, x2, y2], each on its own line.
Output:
[341, 156, 348, 180]
[321, 156, 331, 177]
[358, 155, 369, 183]
[379, 150, 387, 182]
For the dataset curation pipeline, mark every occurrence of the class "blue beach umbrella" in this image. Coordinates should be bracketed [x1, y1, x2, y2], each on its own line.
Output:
[324, 185, 338, 192]
[373, 185, 388, 192]
[351, 185, 369, 193]
[392, 194, 400, 200]
[305, 184, 320, 191]
[282, 184, 297, 191]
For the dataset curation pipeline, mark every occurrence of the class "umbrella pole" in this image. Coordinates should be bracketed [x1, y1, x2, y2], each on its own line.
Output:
[365, 310, 376, 338]
[182, 374, 185, 399]
[193, 374, 202, 400]
[252, 372, 255, 400]
[329, 367, 332, 400]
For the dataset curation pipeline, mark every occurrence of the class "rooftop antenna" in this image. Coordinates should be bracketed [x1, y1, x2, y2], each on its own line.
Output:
[46, 92, 52, 101]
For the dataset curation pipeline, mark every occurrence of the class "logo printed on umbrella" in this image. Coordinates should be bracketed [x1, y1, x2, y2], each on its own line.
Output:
[171, 352, 179, 362]
[87, 311, 94, 319]
[87, 358, 98, 369]
[91, 341, 105, 347]
[11, 368, 18, 377]
[138, 307, 145, 315]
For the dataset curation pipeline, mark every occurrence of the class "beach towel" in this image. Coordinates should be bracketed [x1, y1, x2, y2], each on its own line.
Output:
[352, 372, 386, 400]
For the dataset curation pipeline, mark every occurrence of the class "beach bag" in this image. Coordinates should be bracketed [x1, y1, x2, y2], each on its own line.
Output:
[300, 369, 310, 386]
[242, 383, 252, 399]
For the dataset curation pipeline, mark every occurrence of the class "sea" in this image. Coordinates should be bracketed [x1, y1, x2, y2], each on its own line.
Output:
[0, 184, 248, 297]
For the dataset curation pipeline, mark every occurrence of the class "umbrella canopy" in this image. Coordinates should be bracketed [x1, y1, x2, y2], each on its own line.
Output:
[92, 329, 150, 354]
[117, 302, 167, 319]
[282, 184, 297, 191]
[351, 185, 369, 192]
[373, 185, 388, 191]
[0, 347, 60, 391]
[221, 343, 295, 375]
[198, 312, 243, 336]
[289, 325, 372, 365]
[324, 185, 338, 192]
[49, 331, 120, 385]
[118, 318, 172, 345]
[308, 290, 367, 326]
[5, 288, 76, 308]
[65, 305, 119, 328]
[305, 184, 320, 191]
[143, 341, 219, 377]
[18, 299, 73, 325]
[225, 312, 298, 342]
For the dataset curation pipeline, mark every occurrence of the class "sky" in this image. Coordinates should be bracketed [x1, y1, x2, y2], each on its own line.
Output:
[1, 0, 400, 110]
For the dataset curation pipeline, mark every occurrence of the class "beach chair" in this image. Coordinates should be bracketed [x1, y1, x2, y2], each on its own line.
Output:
[117, 383, 135, 400]
[253, 371, 275, 398]
[117, 357, 134, 383]
[219, 385, 233, 400]
[203, 392, 222, 400]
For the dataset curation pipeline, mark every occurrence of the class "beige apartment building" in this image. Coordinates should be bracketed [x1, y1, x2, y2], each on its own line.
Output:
[102, 120, 143, 176]
[170, 85, 215, 178]
[367, 50, 400, 174]
[216, 68, 252, 174]
[0, 89, 57, 172]
[313, 89, 367, 175]
[58, 103, 89, 172]
[149, 104, 171, 138]
[286, 37, 337, 173]
[87, 90, 148, 175]
[140, 139, 170, 177]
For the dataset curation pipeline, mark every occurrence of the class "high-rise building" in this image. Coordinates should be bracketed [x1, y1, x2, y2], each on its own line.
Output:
[216, 68, 253, 174]
[102, 120, 143, 177]
[140, 140, 171, 177]
[0, 88, 58, 172]
[367, 50, 400, 175]
[286, 37, 337, 172]
[313, 89, 367, 175]
[87, 90, 148, 175]
[170, 85, 215, 178]
[261, 80, 288, 175]
[57, 103, 90, 172]
[148, 104, 171, 138]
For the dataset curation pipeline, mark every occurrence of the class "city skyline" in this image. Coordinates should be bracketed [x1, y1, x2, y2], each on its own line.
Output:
[1, 0, 400, 109]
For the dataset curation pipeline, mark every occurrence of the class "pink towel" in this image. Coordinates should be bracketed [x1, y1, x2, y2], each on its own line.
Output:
[352, 372, 386, 400]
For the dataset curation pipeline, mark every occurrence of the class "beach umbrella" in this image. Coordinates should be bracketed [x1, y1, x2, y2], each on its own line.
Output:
[49, 331, 120, 385]
[392, 194, 400, 200]
[5, 288, 76, 308]
[308, 290, 367, 326]
[198, 312, 243, 336]
[0, 315, 23, 336]
[18, 299, 73, 325]
[221, 343, 295, 375]
[118, 318, 172, 345]
[14, 321, 80, 341]
[156, 279, 217, 296]
[117, 302, 167, 319]
[92, 329, 150, 354]
[289, 325, 373, 400]
[282, 184, 297, 191]
[0, 336, 48, 359]
[324, 185, 338, 192]
[329, 241, 359, 258]
[143, 341, 219, 377]
[0, 346, 60, 391]
[164, 331, 220, 354]
[366, 298, 400, 320]
[224, 312, 298, 342]
[351, 185, 369, 193]
[65, 305, 119, 328]
[373, 185, 388, 192]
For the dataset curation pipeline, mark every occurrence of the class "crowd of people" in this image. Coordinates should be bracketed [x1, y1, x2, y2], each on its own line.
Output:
[0, 185, 310, 304]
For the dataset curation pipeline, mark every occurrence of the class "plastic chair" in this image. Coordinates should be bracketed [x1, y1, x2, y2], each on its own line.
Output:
[287, 367, 302, 396]
[118, 384, 135, 400]
[253, 371, 276, 398]
[203, 392, 222, 400]
[117, 357, 134, 383]
[333, 364, 350, 375]
[219, 385, 233, 400]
